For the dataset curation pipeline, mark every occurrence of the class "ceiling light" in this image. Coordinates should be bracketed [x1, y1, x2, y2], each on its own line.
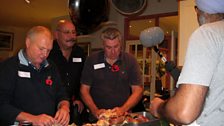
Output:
[25, 0, 30, 4]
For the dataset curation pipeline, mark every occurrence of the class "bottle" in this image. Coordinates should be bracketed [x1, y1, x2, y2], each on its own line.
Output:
[73, 104, 82, 125]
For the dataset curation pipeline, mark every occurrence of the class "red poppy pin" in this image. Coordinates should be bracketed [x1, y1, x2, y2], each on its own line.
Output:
[111, 64, 120, 72]
[45, 76, 53, 86]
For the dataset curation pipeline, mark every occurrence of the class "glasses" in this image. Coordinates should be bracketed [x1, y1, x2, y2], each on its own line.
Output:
[57, 29, 76, 35]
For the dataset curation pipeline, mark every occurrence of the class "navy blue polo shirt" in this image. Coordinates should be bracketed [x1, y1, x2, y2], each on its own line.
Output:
[0, 49, 69, 125]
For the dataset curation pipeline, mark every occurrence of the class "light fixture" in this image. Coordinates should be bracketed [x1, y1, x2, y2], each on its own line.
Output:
[24, 0, 30, 4]
[111, 0, 147, 16]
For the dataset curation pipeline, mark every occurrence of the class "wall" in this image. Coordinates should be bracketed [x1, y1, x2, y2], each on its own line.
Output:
[178, 0, 198, 66]
[86, 0, 178, 49]
[1, 0, 178, 60]
[0, 26, 29, 60]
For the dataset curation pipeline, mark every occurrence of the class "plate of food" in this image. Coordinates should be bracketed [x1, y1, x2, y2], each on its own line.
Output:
[82, 110, 161, 126]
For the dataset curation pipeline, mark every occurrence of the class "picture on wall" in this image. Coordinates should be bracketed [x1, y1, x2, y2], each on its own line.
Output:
[0, 31, 14, 50]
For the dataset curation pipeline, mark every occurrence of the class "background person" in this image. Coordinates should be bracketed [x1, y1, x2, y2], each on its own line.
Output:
[0, 26, 70, 126]
[149, 0, 224, 126]
[80, 27, 143, 121]
[48, 20, 86, 125]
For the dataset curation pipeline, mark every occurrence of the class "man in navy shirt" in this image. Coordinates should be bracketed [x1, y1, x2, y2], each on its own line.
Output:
[0, 26, 70, 126]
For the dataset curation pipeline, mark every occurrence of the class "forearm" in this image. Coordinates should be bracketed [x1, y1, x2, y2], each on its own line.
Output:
[157, 84, 207, 125]
[58, 100, 70, 112]
[157, 98, 189, 125]
[121, 85, 143, 112]
[81, 91, 98, 113]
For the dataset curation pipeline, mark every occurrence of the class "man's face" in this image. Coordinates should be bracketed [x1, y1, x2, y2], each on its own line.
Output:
[103, 38, 121, 60]
[26, 33, 53, 67]
[56, 22, 77, 49]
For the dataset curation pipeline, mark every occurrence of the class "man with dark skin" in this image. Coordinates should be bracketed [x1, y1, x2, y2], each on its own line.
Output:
[149, 0, 224, 125]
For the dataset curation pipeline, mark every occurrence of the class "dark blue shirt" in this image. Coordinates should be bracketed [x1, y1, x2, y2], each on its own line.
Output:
[0, 50, 69, 125]
[81, 51, 142, 109]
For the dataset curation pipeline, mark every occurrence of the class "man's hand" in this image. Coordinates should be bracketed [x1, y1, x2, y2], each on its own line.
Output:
[16, 112, 55, 126]
[92, 108, 106, 119]
[54, 100, 70, 126]
[31, 114, 55, 126]
[149, 97, 165, 118]
[112, 107, 125, 116]
[73, 100, 84, 113]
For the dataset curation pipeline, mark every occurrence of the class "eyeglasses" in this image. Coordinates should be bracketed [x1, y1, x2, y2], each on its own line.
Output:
[57, 29, 76, 35]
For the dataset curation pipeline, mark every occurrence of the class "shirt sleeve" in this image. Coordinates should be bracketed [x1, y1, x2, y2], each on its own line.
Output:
[127, 54, 143, 86]
[80, 56, 94, 86]
[177, 26, 221, 87]
[0, 58, 22, 124]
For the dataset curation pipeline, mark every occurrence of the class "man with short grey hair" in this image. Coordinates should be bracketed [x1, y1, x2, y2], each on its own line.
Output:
[80, 27, 143, 121]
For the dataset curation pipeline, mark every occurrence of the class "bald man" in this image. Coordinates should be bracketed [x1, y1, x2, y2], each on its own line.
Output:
[0, 26, 70, 126]
[48, 20, 86, 125]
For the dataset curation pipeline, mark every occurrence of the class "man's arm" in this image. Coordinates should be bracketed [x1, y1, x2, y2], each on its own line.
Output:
[114, 85, 143, 115]
[57, 100, 70, 112]
[150, 84, 208, 125]
[80, 84, 105, 118]
[16, 100, 70, 126]
[16, 112, 55, 126]
[54, 100, 70, 126]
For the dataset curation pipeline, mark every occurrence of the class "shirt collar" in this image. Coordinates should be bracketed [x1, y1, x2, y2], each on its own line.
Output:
[18, 49, 49, 68]
[102, 51, 122, 64]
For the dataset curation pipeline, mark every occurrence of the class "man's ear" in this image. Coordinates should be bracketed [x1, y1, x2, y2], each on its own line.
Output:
[25, 38, 31, 48]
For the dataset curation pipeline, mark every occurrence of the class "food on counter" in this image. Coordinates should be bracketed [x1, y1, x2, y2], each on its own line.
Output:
[83, 109, 150, 126]
[99, 109, 117, 119]
[123, 113, 150, 124]
[52, 123, 76, 126]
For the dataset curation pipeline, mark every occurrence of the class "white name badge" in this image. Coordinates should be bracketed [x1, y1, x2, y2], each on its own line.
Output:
[73, 58, 82, 62]
[94, 63, 105, 70]
[18, 71, 31, 78]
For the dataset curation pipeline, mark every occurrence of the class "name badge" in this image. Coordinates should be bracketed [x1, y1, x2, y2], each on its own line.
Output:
[94, 63, 105, 70]
[18, 71, 31, 78]
[73, 58, 82, 62]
